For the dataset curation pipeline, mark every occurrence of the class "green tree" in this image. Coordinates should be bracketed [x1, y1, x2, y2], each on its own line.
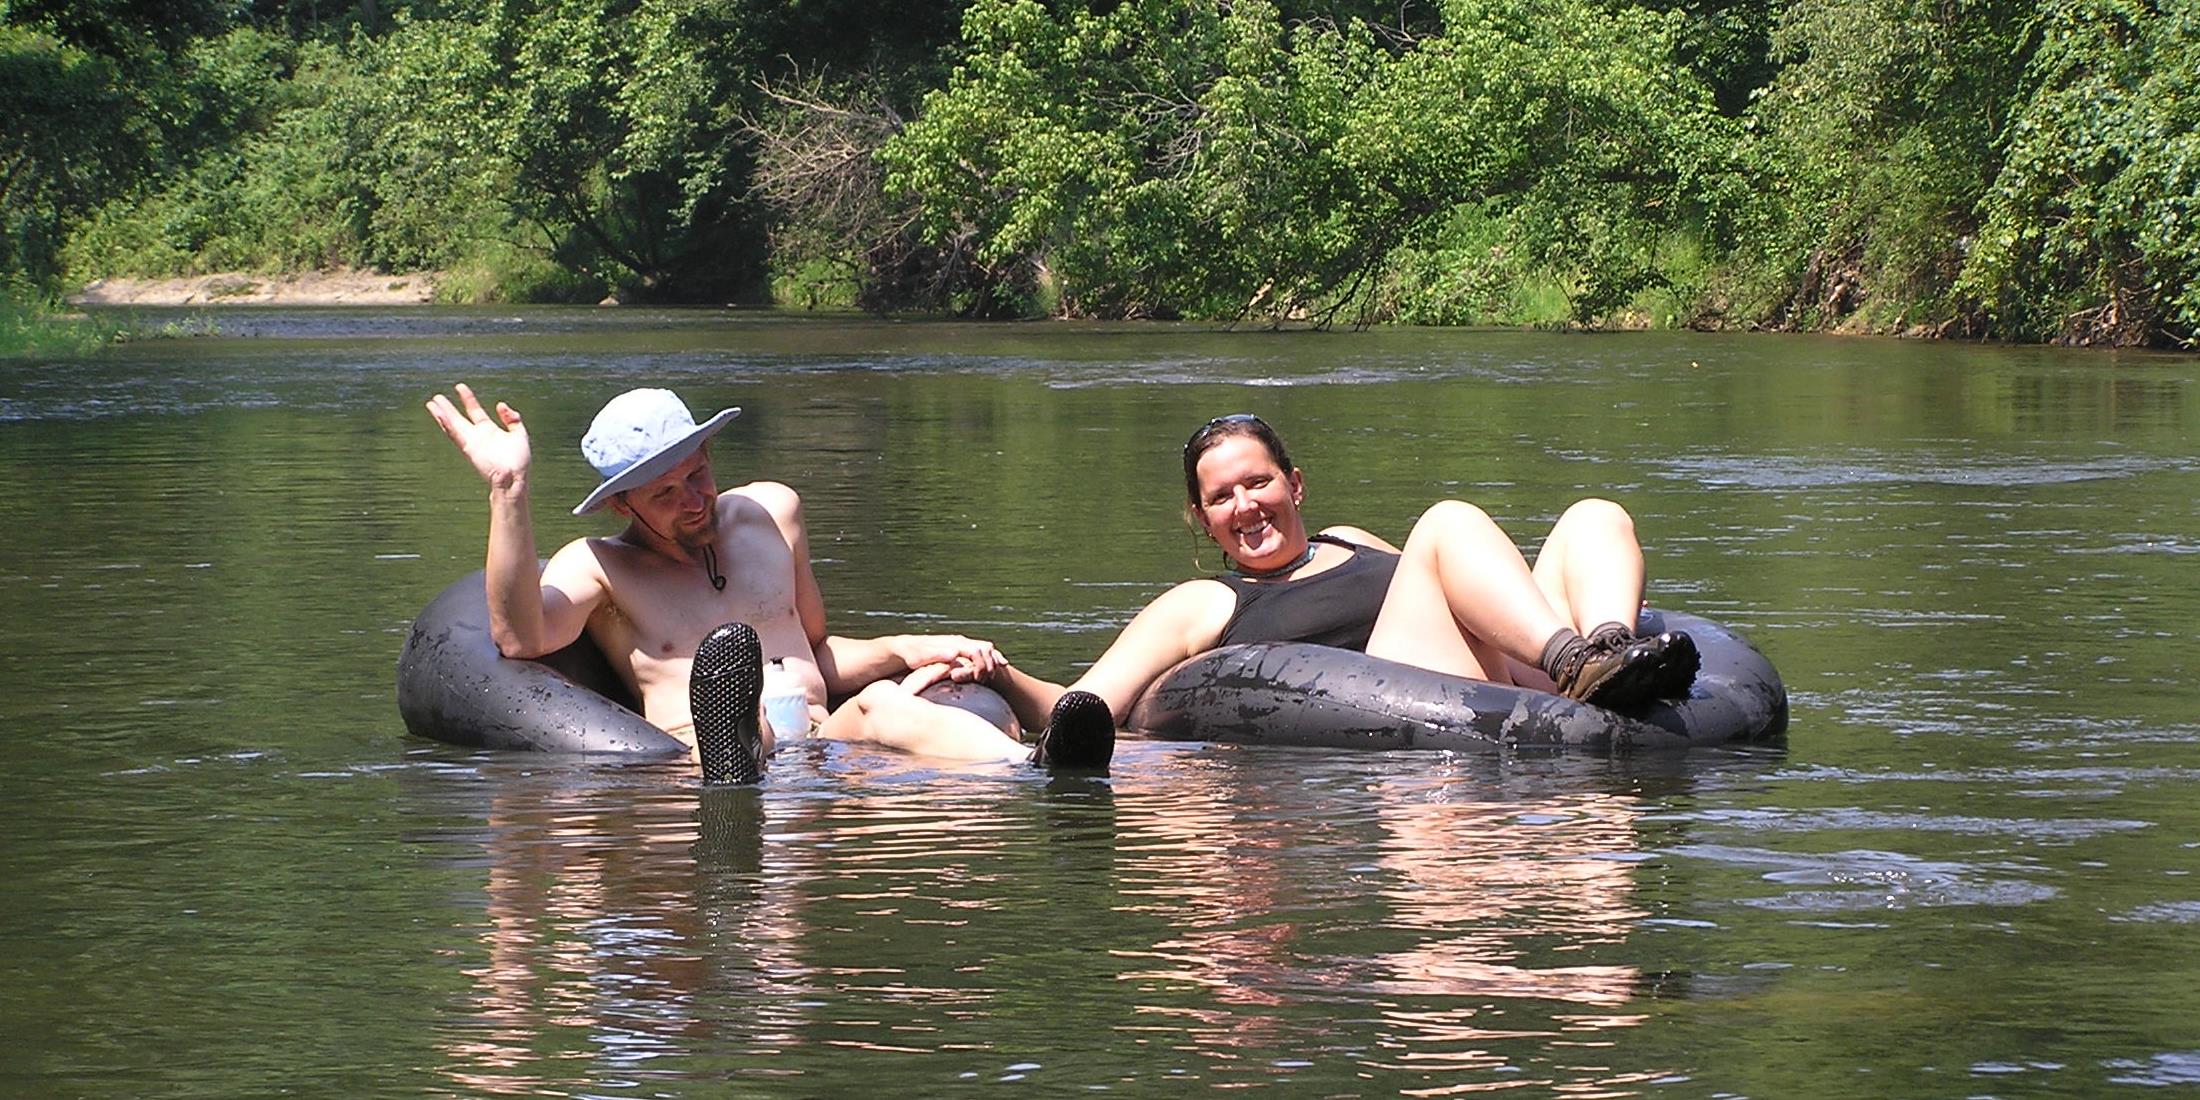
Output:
[0, 26, 136, 282]
[1960, 0, 2200, 345]
[1348, 0, 1752, 323]
[884, 0, 1748, 324]
[1744, 0, 2034, 331]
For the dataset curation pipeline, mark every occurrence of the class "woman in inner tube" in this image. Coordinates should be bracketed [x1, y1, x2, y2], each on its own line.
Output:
[862, 413, 1705, 760]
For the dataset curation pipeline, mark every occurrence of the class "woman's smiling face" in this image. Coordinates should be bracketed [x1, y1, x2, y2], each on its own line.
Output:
[1193, 433, 1307, 569]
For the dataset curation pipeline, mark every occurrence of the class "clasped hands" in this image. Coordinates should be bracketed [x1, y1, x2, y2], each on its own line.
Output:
[892, 633, 1014, 695]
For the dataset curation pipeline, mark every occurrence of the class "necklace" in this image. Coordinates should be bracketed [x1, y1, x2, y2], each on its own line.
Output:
[1229, 541, 1317, 580]
[701, 544, 727, 591]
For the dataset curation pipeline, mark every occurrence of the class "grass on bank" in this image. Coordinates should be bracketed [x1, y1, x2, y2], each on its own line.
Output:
[2, 287, 114, 357]
[3, 285, 220, 358]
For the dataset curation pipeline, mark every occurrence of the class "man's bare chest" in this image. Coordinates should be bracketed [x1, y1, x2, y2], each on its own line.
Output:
[597, 530, 800, 662]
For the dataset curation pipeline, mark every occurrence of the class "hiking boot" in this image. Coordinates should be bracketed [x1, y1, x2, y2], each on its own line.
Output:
[1029, 690, 1114, 772]
[1550, 630, 1672, 712]
[1647, 630, 1701, 701]
[1587, 622, 1700, 702]
[691, 622, 765, 785]
[1585, 621, 1633, 653]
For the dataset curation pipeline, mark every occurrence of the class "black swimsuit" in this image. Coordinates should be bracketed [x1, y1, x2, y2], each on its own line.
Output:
[1214, 534, 1402, 652]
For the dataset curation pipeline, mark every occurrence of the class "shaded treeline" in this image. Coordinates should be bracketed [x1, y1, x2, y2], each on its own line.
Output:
[3, 0, 2194, 344]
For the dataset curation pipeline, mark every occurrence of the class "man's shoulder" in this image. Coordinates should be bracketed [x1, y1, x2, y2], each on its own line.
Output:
[721, 480, 803, 524]
[549, 534, 613, 565]
[554, 533, 667, 602]
[537, 537, 617, 606]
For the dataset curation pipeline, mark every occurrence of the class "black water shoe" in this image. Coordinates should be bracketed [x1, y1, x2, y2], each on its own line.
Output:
[1549, 631, 1671, 712]
[692, 621, 765, 785]
[1030, 690, 1114, 772]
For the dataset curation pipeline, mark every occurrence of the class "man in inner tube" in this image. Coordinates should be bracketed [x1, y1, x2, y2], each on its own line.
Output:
[426, 384, 1112, 779]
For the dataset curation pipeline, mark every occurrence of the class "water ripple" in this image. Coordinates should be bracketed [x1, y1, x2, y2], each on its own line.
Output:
[1664, 807, 2150, 841]
[2108, 901, 2200, 924]
[1667, 844, 2059, 910]
[1773, 763, 2200, 787]
[1655, 451, 2188, 490]
[2105, 1051, 2200, 1086]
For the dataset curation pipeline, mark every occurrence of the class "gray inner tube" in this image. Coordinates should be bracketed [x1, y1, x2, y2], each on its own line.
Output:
[1126, 609, 1788, 751]
[397, 570, 686, 755]
[396, 571, 1026, 754]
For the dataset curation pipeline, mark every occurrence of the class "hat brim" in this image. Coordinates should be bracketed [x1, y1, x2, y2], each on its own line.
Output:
[572, 407, 741, 515]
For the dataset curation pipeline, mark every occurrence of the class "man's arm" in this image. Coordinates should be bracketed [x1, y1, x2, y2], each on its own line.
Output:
[745, 480, 831, 650]
[815, 631, 1008, 698]
[426, 384, 598, 657]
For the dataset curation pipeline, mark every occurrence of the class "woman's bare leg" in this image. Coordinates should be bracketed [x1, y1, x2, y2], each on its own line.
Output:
[1365, 499, 1575, 682]
[1533, 497, 1697, 700]
[1529, 498, 1646, 634]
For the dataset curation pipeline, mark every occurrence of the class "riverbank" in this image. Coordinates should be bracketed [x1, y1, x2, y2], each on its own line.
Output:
[67, 270, 440, 307]
[3, 292, 113, 357]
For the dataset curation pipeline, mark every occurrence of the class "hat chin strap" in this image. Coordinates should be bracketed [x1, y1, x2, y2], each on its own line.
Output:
[625, 504, 727, 592]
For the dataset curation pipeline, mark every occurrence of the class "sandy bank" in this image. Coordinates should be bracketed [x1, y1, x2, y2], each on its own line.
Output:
[68, 270, 441, 306]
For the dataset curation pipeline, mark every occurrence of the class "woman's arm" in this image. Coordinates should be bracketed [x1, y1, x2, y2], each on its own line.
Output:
[975, 578, 1238, 732]
[1061, 579, 1239, 723]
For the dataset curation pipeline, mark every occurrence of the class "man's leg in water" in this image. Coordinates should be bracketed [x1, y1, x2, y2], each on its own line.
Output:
[693, 622, 768, 784]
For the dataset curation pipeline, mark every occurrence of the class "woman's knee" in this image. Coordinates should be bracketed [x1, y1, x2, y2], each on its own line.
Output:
[1555, 497, 1635, 540]
[1408, 498, 1498, 544]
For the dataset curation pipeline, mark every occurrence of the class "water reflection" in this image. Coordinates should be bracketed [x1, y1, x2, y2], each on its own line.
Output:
[404, 762, 768, 1095]
[1106, 756, 1679, 1092]
[397, 747, 1721, 1094]
[409, 751, 1129, 1093]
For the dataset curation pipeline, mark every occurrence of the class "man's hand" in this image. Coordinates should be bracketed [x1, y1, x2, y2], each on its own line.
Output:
[893, 634, 1006, 682]
[897, 662, 958, 695]
[426, 383, 532, 493]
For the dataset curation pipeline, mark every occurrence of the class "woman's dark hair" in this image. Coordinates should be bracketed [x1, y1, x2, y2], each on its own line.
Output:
[1180, 414, 1294, 529]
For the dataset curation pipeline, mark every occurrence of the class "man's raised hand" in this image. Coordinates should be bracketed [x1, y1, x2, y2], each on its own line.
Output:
[426, 383, 532, 492]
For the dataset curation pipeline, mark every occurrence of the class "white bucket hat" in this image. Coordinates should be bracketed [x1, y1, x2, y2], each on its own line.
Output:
[572, 388, 741, 515]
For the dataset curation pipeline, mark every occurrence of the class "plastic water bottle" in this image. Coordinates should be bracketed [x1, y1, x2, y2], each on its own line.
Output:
[762, 659, 809, 739]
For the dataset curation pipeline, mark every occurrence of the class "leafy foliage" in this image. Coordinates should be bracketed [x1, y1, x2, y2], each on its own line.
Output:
[4, 0, 2196, 341]
[1, 276, 111, 356]
[882, 0, 1747, 324]
[0, 25, 147, 283]
[1743, 0, 2035, 331]
[1961, 0, 2200, 344]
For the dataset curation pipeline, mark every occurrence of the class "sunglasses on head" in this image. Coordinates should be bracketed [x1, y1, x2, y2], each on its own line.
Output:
[1183, 413, 1268, 456]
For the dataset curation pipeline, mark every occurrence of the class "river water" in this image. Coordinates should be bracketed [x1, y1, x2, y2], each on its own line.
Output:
[2, 309, 2195, 1097]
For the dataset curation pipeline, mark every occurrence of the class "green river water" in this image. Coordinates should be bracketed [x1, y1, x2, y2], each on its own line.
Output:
[1, 309, 2195, 1098]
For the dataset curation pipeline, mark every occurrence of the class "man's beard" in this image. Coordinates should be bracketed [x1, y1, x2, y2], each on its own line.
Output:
[671, 509, 719, 550]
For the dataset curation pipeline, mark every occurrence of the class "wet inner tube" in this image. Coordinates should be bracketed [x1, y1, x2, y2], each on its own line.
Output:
[1126, 609, 1786, 752]
[396, 571, 1023, 755]
[397, 570, 686, 755]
